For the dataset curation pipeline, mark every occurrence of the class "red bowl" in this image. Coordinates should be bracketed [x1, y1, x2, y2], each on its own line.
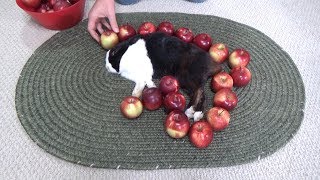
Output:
[16, 0, 85, 30]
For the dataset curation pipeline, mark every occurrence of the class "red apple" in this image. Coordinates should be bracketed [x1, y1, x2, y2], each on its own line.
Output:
[163, 92, 186, 112]
[141, 87, 162, 111]
[120, 96, 143, 119]
[36, 6, 47, 13]
[209, 43, 229, 63]
[228, 49, 250, 68]
[49, 0, 59, 7]
[100, 30, 119, 49]
[207, 107, 230, 131]
[138, 22, 156, 35]
[22, 0, 41, 9]
[192, 33, 212, 51]
[189, 120, 213, 149]
[175, 27, 194, 43]
[53, 0, 71, 11]
[230, 66, 252, 87]
[211, 71, 233, 92]
[157, 21, 175, 36]
[118, 24, 137, 42]
[213, 88, 238, 111]
[159, 75, 179, 95]
[164, 110, 190, 138]
[36, 3, 51, 13]
[44, 1, 53, 9]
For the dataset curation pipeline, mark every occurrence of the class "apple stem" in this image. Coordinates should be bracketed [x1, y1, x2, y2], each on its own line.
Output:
[219, 110, 224, 116]
[174, 114, 180, 121]
[197, 124, 203, 131]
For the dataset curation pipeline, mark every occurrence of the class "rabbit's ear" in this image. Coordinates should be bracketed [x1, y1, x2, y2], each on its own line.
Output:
[106, 43, 129, 73]
[128, 34, 143, 45]
[110, 44, 125, 56]
[109, 34, 143, 57]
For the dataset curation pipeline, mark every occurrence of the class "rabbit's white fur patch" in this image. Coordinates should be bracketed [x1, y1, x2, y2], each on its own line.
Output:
[105, 39, 155, 97]
[185, 106, 203, 122]
[193, 111, 204, 122]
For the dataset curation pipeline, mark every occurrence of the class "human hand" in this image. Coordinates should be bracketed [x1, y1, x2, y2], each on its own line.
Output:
[87, 0, 119, 42]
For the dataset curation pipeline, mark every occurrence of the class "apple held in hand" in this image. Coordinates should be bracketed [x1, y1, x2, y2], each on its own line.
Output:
[209, 43, 229, 63]
[163, 92, 186, 112]
[213, 88, 238, 111]
[141, 87, 162, 111]
[230, 66, 252, 87]
[120, 96, 143, 119]
[138, 22, 156, 35]
[118, 24, 137, 42]
[100, 30, 119, 49]
[207, 107, 230, 131]
[22, 0, 41, 9]
[228, 49, 250, 68]
[193, 33, 212, 51]
[211, 71, 233, 92]
[157, 21, 175, 36]
[159, 75, 180, 95]
[175, 27, 194, 43]
[189, 120, 213, 149]
[164, 110, 190, 138]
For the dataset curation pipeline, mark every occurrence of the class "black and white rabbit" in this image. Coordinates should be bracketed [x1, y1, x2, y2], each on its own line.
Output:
[105, 32, 221, 121]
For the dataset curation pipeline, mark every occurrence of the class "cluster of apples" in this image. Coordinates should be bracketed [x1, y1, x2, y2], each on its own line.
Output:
[120, 75, 210, 148]
[100, 21, 217, 50]
[113, 21, 252, 149]
[120, 75, 184, 119]
[21, 0, 78, 13]
[208, 50, 251, 132]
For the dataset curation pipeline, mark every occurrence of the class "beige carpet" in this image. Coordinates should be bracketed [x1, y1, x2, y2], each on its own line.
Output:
[1, 0, 319, 179]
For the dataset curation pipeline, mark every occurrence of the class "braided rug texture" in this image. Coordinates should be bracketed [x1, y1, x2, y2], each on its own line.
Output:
[15, 12, 305, 170]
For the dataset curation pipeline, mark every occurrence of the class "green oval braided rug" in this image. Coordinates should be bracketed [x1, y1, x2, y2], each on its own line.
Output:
[15, 12, 305, 169]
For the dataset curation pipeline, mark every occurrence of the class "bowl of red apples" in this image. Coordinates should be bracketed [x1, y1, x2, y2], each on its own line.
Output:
[16, 0, 85, 30]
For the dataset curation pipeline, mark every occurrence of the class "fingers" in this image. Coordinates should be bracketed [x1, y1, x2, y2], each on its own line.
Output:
[96, 23, 104, 34]
[88, 18, 112, 43]
[87, 18, 100, 42]
[87, 14, 119, 42]
[108, 14, 119, 33]
[87, 0, 118, 42]
[101, 18, 111, 30]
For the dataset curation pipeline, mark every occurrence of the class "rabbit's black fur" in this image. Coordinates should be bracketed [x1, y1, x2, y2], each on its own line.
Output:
[105, 32, 221, 120]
